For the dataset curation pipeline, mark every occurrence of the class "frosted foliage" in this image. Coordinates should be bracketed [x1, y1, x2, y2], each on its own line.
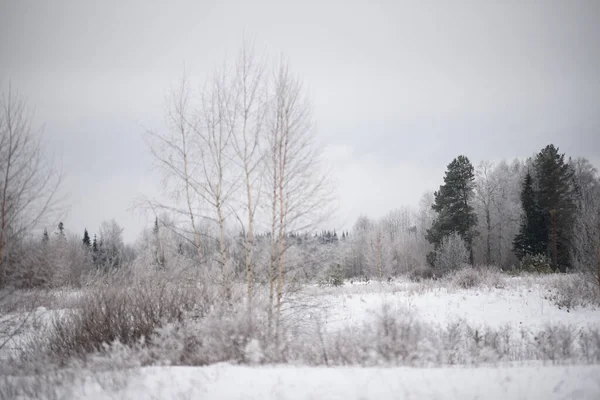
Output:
[97, 219, 125, 268]
[473, 159, 523, 268]
[571, 182, 600, 284]
[435, 233, 469, 274]
[244, 339, 264, 365]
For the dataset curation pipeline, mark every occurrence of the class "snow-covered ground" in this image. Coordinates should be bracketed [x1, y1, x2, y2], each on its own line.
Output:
[2, 274, 600, 399]
[67, 364, 600, 400]
[316, 277, 600, 332]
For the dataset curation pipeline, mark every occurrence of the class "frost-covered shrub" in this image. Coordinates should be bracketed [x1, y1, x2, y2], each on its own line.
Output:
[0, 369, 80, 400]
[409, 266, 435, 282]
[244, 339, 264, 365]
[319, 264, 344, 287]
[116, 278, 322, 366]
[0, 344, 140, 400]
[327, 305, 436, 366]
[44, 275, 207, 362]
[520, 253, 553, 274]
[467, 325, 513, 363]
[450, 267, 480, 289]
[547, 273, 600, 310]
[12, 294, 600, 372]
[4, 235, 96, 290]
[434, 233, 469, 275]
[534, 324, 577, 362]
[447, 266, 505, 290]
[579, 327, 600, 364]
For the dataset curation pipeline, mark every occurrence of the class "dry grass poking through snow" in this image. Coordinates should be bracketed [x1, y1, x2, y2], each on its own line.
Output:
[1, 267, 600, 399]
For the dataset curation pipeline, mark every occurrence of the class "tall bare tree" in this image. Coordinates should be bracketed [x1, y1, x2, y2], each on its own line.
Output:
[229, 42, 268, 310]
[195, 66, 241, 292]
[490, 159, 523, 268]
[265, 58, 333, 339]
[474, 160, 499, 265]
[369, 224, 385, 281]
[146, 69, 241, 295]
[571, 164, 600, 287]
[143, 76, 207, 262]
[0, 87, 63, 287]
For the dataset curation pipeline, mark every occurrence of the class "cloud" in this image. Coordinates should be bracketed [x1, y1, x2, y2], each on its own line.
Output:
[1, 0, 598, 242]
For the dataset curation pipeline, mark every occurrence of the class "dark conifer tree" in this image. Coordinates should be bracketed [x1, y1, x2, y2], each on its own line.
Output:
[426, 155, 478, 264]
[82, 229, 91, 248]
[533, 145, 576, 271]
[92, 234, 99, 265]
[513, 171, 547, 260]
[57, 222, 65, 237]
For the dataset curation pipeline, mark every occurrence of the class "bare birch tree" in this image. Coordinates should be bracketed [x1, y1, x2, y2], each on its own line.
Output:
[475, 160, 499, 265]
[265, 58, 333, 340]
[492, 160, 523, 267]
[229, 42, 268, 309]
[0, 87, 63, 287]
[147, 70, 241, 293]
[571, 165, 600, 288]
[144, 47, 331, 314]
[369, 223, 385, 281]
[143, 76, 207, 262]
[194, 66, 241, 294]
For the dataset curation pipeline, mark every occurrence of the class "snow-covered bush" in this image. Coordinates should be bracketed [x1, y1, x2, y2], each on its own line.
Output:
[547, 273, 600, 310]
[434, 233, 469, 275]
[409, 265, 435, 282]
[450, 267, 480, 289]
[3, 233, 96, 289]
[447, 266, 505, 290]
[519, 254, 552, 274]
[43, 272, 207, 362]
[138, 286, 325, 366]
[570, 180, 600, 288]
[319, 263, 344, 287]
[1, 342, 141, 400]
[579, 328, 600, 364]
[244, 339, 264, 365]
[534, 324, 577, 362]
[325, 306, 600, 367]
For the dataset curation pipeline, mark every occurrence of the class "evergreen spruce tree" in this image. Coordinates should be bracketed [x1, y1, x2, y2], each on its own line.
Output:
[533, 145, 576, 271]
[153, 217, 159, 234]
[426, 155, 478, 264]
[82, 229, 91, 248]
[92, 234, 99, 265]
[513, 171, 547, 260]
[57, 222, 65, 237]
[42, 228, 49, 243]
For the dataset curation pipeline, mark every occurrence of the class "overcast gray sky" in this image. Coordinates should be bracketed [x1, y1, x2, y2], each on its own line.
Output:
[1, 0, 599, 242]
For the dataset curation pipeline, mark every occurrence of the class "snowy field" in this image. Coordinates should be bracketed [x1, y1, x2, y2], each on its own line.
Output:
[314, 276, 600, 331]
[1, 273, 600, 399]
[26, 364, 600, 400]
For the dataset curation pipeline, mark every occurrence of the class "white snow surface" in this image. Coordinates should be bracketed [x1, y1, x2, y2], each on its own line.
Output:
[4, 276, 600, 399]
[79, 364, 600, 400]
[314, 277, 600, 332]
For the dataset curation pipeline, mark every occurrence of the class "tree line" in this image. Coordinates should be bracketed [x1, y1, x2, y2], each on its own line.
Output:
[0, 43, 598, 302]
[425, 145, 599, 281]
